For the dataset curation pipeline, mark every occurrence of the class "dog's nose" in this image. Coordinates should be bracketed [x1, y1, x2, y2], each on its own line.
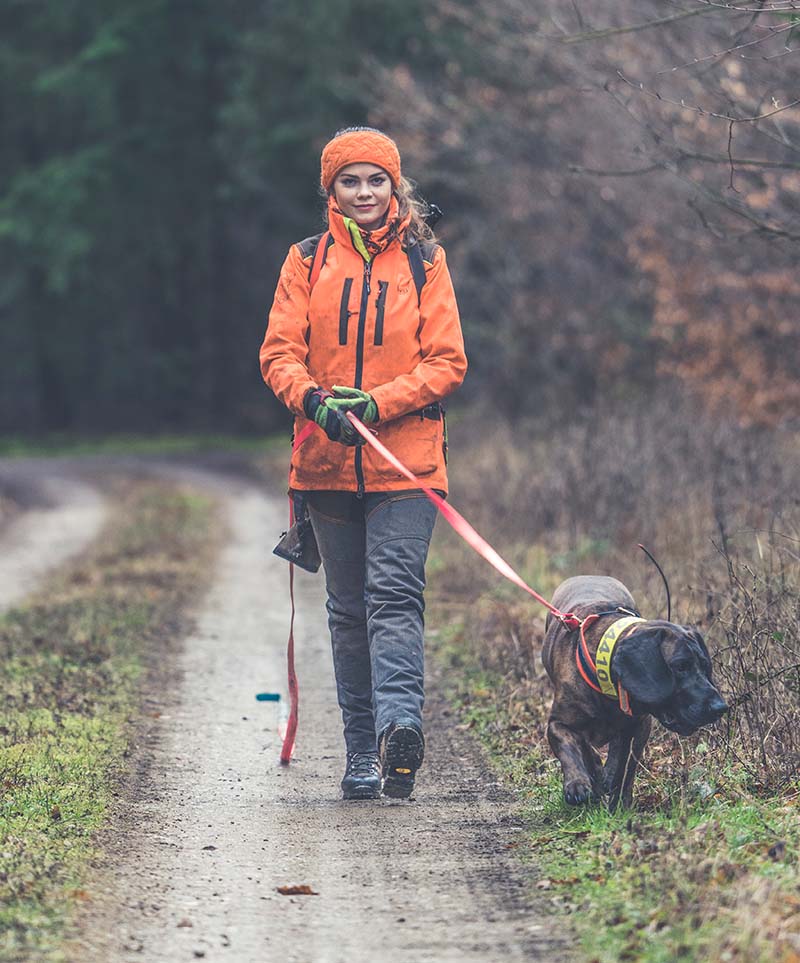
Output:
[706, 695, 728, 721]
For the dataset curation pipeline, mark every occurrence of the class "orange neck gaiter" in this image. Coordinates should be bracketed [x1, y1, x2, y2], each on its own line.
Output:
[328, 194, 411, 262]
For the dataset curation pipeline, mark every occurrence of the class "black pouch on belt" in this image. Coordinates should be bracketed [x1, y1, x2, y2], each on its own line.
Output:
[272, 492, 321, 573]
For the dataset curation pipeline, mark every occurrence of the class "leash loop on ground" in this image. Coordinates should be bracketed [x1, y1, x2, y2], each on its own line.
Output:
[278, 422, 316, 764]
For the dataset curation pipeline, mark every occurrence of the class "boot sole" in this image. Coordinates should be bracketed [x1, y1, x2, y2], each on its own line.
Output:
[382, 727, 424, 799]
[342, 782, 381, 801]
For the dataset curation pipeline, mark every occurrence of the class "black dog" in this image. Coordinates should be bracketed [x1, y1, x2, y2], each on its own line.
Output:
[541, 575, 728, 809]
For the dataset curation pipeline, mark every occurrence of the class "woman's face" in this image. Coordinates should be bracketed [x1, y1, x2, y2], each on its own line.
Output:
[332, 163, 393, 231]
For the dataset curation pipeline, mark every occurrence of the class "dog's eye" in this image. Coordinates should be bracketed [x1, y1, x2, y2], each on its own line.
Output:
[672, 659, 693, 674]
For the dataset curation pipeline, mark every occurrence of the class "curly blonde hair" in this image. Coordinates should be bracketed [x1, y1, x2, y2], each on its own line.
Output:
[395, 176, 436, 243]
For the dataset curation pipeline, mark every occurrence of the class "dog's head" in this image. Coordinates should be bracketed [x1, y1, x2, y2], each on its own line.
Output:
[613, 621, 728, 736]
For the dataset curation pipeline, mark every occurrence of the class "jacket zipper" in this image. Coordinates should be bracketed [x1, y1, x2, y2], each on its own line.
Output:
[353, 260, 371, 497]
[338, 278, 353, 345]
[373, 281, 388, 345]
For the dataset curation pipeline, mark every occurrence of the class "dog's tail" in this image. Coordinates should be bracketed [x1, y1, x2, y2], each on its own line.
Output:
[638, 544, 672, 621]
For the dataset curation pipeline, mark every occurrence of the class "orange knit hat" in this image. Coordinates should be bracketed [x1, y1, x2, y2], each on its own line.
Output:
[320, 127, 401, 191]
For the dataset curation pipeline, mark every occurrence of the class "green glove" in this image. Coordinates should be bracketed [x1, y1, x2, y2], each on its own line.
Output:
[303, 387, 351, 443]
[330, 386, 379, 424]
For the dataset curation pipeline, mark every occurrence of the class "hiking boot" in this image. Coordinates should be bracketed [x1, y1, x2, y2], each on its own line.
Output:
[341, 751, 382, 800]
[380, 723, 425, 799]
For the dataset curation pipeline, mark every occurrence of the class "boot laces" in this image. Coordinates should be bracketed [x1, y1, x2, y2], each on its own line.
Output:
[347, 751, 379, 778]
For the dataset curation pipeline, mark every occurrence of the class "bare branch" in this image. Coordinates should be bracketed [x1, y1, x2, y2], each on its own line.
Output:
[692, 0, 800, 12]
[675, 149, 800, 169]
[594, 72, 800, 239]
[757, 114, 800, 152]
[617, 70, 800, 122]
[675, 169, 800, 239]
[550, 7, 715, 44]
[727, 120, 740, 189]
[568, 163, 664, 176]
[569, 0, 586, 30]
[740, 45, 800, 60]
[656, 18, 795, 72]
[687, 197, 728, 237]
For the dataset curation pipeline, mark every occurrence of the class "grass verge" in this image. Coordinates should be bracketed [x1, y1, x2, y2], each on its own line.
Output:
[0, 480, 220, 962]
[432, 632, 800, 963]
[429, 397, 800, 962]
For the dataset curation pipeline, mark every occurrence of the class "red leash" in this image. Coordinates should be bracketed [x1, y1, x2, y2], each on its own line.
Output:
[279, 423, 315, 764]
[345, 414, 581, 627]
[278, 414, 584, 764]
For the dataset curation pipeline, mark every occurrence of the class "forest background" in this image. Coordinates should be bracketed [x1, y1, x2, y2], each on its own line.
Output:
[2, 0, 798, 435]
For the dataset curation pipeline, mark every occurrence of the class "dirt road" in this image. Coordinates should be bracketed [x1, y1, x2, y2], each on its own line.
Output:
[0, 458, 107, 609]
[1, 457, 567, 963]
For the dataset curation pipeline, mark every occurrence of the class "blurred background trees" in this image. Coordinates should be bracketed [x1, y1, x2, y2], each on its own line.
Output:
[1, 0, 797, 434]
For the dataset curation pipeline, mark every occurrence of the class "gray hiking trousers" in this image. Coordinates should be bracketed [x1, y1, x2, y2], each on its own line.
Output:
[306, 490, 439, 754]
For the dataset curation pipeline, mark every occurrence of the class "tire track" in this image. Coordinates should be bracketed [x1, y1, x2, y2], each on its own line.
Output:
[0, 458, 108, 611]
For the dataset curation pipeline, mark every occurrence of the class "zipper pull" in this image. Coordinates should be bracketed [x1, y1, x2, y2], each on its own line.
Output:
[364, 260, 372, 294]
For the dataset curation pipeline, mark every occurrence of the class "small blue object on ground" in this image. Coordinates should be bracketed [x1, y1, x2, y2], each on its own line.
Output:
[255, 692, 281, 702]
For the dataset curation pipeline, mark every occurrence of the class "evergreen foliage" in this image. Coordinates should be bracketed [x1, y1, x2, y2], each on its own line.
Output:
[0, 1, 433, 433]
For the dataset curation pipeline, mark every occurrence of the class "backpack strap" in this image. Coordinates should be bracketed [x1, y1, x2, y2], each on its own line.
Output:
[296, 231, 334, 291]
[406, 239, 439, 306]
[296, 232, 324, 263]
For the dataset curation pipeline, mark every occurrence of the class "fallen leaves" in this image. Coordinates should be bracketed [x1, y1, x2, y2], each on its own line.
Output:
[536, 875, 584, 889]
[277, 884, 318, 896]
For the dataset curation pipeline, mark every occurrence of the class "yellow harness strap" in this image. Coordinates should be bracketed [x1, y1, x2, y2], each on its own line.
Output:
[595, 616, 646, 699]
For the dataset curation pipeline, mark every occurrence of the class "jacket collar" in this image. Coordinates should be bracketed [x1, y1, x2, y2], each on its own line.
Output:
[326, 194, 410, 262]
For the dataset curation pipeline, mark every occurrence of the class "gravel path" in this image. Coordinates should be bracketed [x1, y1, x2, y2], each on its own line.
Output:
[0, 458, 108, 610]
[1, 457, 567, 963]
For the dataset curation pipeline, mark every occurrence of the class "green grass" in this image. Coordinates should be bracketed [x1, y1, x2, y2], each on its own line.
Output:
[438, 646, 800, 963]
[0, 432, 283, 458]
[0, 482, 219, 962]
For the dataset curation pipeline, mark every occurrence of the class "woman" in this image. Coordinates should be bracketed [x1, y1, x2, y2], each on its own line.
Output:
[260, 127, 467, 800]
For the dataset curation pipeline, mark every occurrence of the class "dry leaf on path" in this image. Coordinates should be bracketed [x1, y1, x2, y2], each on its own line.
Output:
[277, 884, 319, 896]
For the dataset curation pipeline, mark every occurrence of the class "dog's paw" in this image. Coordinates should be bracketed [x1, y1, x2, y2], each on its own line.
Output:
[564, 777, 594, 806]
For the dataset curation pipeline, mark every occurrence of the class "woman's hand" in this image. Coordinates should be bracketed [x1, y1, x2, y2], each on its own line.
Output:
[303, 387, 366, 445]
[330, 386, 379, 424]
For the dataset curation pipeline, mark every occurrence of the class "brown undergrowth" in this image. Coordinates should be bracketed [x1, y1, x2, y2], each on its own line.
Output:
[430, 388, 800, 961]
[438, 388, 800, 791]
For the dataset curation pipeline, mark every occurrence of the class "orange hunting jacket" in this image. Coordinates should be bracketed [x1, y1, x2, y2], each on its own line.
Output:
[260, 213, 467, 494]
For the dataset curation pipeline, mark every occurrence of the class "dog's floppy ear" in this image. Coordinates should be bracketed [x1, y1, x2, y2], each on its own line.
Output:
[613, 627, 674, 705]
[683, 624, 709, 654]
[683, 625, 713, 678]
